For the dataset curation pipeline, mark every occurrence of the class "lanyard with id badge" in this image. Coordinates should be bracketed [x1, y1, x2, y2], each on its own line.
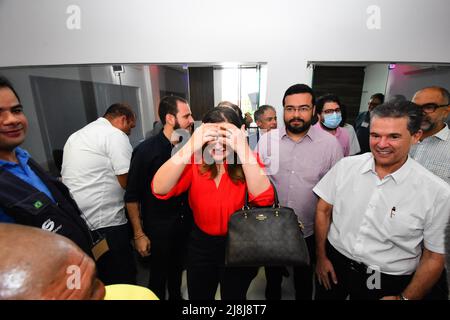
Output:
[81, 215, 110, 261]
[91, 235, 109, 261]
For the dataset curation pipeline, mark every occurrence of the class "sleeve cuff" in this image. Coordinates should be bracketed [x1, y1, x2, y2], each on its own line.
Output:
[312, 186, 334, 206]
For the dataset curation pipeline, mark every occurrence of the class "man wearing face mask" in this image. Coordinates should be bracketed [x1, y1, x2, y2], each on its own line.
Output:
[258, 84, 343, 300]
[314, 94, 350, 157]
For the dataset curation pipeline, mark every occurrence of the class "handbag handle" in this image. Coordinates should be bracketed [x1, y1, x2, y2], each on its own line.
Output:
[244, 179, 280, 210]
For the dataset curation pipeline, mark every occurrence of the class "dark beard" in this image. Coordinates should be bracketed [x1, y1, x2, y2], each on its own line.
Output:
[285, 118, 311, 134]
[420, 119, 435, 132]
[173, 121, 194, 143]
[173, 120, 180, 130]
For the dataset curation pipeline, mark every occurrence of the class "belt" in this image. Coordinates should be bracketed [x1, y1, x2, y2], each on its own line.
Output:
[328, 242, 371, 274]
[348, 259, 370, 274]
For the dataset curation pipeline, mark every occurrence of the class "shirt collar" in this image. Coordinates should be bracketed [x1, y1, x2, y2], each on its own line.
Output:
[313, 122, 342, 138]
[360, 153, 413, 184]
[0, 147, 30, 168]
[98, 117, 111, 125]
[433, 124, 449, 141]
[334, 127, 343, 138]
[158, 129, 173, 148]
[99, 117, 128, 137]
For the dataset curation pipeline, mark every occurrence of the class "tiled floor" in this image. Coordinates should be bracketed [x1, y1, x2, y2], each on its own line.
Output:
[136, 255, 296, 300]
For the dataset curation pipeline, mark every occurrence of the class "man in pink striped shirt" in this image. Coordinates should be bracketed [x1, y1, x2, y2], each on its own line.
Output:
[314, 94, 350, 157]
[258, 84, 343, 300]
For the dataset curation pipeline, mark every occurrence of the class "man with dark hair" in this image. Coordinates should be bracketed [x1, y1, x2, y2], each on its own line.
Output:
[0, 76, 94, 256]
[258, 84, 343, 300]
[125, 95, 194, 300]
[314, 94, 350, 156]
[61, 102, 137, 285]
[314, 101, 450, 300]
[410, 86, 450, 184]
[355, 93, 385, 154]
[216, 101, 244, 126]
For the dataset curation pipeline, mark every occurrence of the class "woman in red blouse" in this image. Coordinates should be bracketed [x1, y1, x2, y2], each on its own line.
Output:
[152, 107, 274, 300]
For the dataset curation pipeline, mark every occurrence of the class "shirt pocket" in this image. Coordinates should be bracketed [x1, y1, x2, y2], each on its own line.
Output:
[9, 192, 53, 216]
[382, 210, 423, 242]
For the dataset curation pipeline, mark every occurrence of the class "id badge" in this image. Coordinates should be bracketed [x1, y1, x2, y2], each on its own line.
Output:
[361, 121, 369, 128]
[92, 237, 109, 261]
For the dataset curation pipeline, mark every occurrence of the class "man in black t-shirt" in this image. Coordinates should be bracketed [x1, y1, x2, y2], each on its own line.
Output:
[125, 96, 194, 300]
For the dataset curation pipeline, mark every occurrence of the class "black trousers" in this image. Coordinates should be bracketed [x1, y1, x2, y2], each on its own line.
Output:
[293, 235, 316, 300]
[95, 223, 137, 285]
[264, 235, 316, 300]
[264, 266, 283, 300]
[186, 224, 258, 300]
[315, 241, 412, 300]
[144, 215, 192, 300]
[424, 270, 448, 300]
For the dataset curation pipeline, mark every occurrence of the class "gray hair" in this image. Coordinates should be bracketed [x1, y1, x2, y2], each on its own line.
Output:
[254, 105, 276, 122]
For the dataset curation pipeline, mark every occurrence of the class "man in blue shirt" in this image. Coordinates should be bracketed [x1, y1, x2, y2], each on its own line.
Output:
[0, 147, 56, 222]
[0, 75, 93, 255]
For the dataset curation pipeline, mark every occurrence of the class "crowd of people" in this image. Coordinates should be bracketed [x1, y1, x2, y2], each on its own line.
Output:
[1, 74, 449, 300]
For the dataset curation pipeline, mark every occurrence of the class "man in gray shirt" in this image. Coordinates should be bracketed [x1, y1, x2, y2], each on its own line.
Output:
[258, 84, 343, 299]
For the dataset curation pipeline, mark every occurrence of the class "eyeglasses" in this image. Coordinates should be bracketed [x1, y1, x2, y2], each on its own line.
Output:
[322, 108, 341, 115]
[420, 103, 449, 113]
[284, 106, 312, 114]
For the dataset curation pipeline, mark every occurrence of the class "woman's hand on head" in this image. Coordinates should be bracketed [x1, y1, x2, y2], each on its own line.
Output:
[190, 123, 220, 152]
[218, 122, 248, 153]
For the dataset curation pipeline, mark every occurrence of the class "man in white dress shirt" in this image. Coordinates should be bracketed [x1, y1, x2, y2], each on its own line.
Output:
[62, 103, 136, 285]
[313, 100, 450, 300]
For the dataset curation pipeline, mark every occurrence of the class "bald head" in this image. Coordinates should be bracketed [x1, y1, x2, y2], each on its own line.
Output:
[412, 86, 450, 136]
[413, 86, 449, 105]
[0, 224, 105, 300]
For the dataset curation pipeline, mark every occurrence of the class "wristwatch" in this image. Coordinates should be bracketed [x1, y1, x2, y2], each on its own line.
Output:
[399, 294, 409, 300]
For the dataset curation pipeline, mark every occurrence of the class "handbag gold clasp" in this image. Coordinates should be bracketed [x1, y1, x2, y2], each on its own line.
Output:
[256, 214, 267, 221]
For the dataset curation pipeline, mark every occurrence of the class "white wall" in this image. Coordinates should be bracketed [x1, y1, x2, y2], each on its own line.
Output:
[1, 0, 449, 115]
[386, 64, 450, 101]
[359, 64, 389, 112]
[0, 65, 153, 166]
[1, 0, 450, 160]
[102, 65, 155, 136]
